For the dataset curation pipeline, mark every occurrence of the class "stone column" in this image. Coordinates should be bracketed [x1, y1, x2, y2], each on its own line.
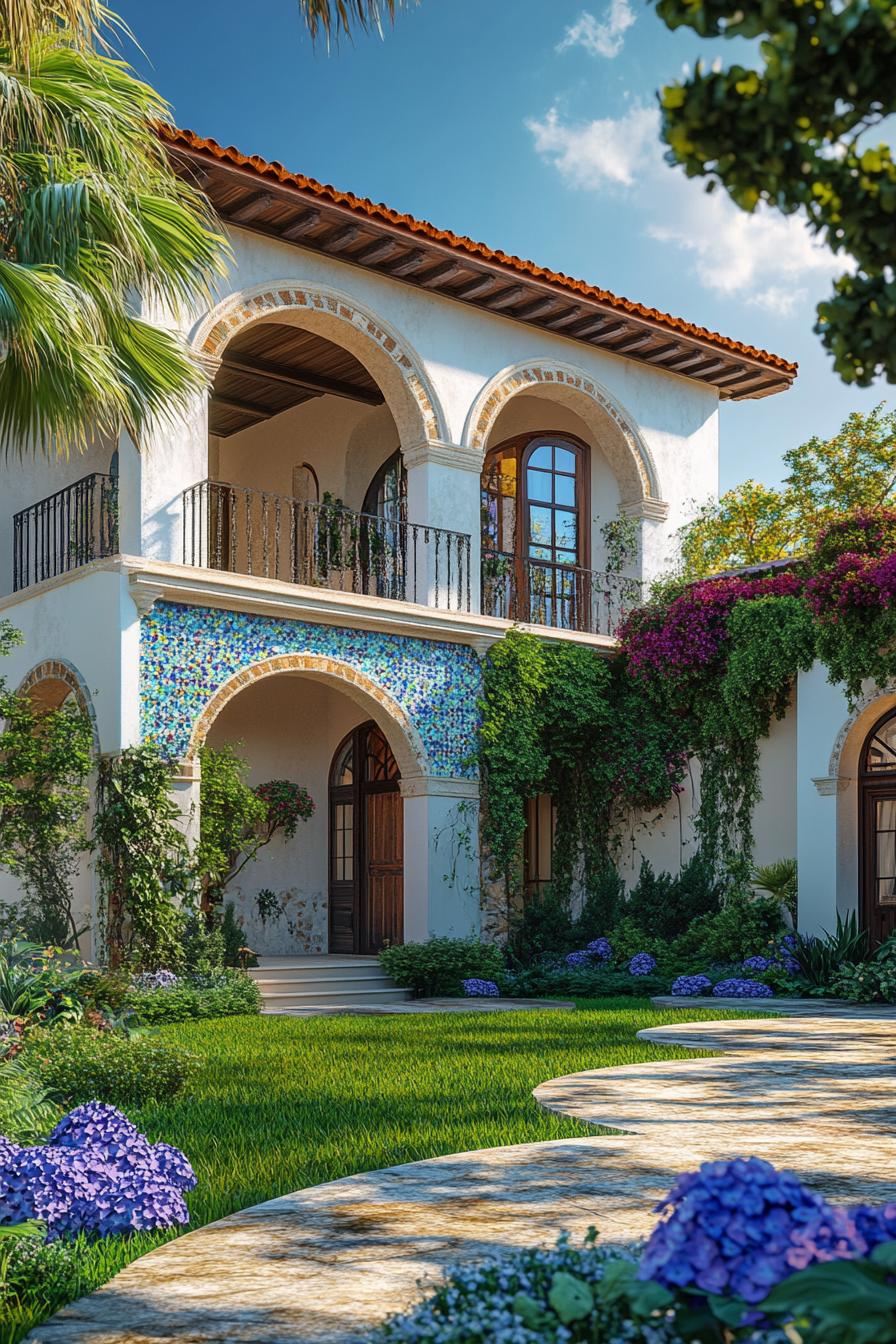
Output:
[399, 776, 481, 942]
[796, 663, 850, 936]
[403, 440, 483, 614]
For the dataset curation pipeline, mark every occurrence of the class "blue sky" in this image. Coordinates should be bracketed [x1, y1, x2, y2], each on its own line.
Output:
[118, 0, 890, 492]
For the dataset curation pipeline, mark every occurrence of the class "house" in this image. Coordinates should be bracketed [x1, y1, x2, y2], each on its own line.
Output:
[5, 123, 853, 963]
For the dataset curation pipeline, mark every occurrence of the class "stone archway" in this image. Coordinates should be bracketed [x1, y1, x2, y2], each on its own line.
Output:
[185, 651, 430, 782]
[17, 659, 99, 750]
[192, 281, 449, 450]
[462, 359, 664, 510]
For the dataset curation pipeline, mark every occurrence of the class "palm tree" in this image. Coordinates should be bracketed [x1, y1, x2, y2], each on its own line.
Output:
[296, 0, 415, 42]
[0, 0, 229, 456]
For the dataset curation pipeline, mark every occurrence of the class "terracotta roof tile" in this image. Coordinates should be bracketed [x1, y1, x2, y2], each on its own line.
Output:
[160, 124, 797, 379]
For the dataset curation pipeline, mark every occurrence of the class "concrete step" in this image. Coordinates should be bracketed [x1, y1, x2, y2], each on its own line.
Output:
[259, 985, 411, 1010]
[251, 978, 400, 999]
[250, 963, 390, 983]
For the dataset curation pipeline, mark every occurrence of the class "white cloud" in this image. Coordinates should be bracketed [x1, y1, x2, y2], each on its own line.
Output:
[527, 104, 843, 313]
[525, 104, 660, 189]
[558, 2, 636, 59]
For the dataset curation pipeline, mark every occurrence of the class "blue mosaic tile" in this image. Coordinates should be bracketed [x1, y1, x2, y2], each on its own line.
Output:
[139, 602, 481, 778]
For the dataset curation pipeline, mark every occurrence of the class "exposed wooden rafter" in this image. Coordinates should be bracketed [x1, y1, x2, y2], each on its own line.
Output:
[486, 286, 525, 311]
[419, 260, 465, 289]
[321, 224, 361, 254]
[281, 209, 321, 241]
[220, 353, 384, 406]
[227, 191, 276, 224]
[454, 273, 498, 300]
[212, 394, 271, 421]
[389, 249, 427, 277]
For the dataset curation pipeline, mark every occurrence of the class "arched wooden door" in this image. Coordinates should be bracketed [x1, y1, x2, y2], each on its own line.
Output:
[860, 707, 896, 946]
[328, 722, 403, 954]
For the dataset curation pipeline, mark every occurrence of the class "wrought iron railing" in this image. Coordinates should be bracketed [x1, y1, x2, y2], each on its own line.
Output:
[182, 480, 472, 612]
[12, 473, 118, 592]
[481, 549, 641, 637]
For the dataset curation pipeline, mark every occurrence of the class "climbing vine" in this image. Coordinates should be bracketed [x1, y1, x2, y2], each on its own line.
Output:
[481, 505, 896, 897]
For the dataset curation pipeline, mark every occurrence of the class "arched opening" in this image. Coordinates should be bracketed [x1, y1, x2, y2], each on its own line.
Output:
[329, 721, 402, 954]
[193, 660, 423, 957]
[860, 706, 896, 945]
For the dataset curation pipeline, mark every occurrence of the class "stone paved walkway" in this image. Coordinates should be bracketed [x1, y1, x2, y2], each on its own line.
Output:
[28, 1011, 896, 1344]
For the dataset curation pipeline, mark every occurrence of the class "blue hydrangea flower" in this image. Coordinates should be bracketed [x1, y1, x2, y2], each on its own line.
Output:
[742, 955, 771, 972]
[586, 938, 612, 962]
[564, 950, 590, 968]
[712, 978, 773, 998]
[671, 974, 713, 997]
[461, 978, 499, 997]
[0, 1102, 196, 1240]
[638, 1157, 866, 1304]
[628, 952, 657, 976]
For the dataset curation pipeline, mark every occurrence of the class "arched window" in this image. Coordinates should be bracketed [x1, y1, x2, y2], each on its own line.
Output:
[363, 450, 406, 523]
[861, 706, 896, 946]
[481, 432, 589, 630]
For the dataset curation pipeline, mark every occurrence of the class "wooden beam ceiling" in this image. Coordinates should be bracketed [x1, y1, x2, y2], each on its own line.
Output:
[219, 353, 384, 405]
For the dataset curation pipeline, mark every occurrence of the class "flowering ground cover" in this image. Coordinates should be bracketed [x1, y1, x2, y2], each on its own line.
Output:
[3, 1000, 749, 1343]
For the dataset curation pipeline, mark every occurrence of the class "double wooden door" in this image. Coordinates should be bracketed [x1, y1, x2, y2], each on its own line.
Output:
[328, 722, 403, 954]
[860, 708, 896, 946]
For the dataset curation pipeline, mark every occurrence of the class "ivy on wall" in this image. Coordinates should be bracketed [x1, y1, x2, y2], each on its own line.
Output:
[480, 506, 896, 896]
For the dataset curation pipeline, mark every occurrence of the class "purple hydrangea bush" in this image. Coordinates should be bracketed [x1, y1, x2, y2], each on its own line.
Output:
[0, 1102, 196, 1239]
[742, 955, 772, 973]
[712, 978, 773, 999]
[628, 952, 657, 977]
[638, 1156, 870, 1304]
[586, 938, 612, 962]
[461, 978, 500, 997]
[564, 950, 590, 968]
[670, 974, 713, 997]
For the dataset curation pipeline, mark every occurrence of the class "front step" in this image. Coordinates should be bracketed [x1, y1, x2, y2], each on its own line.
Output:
[249, 955, 410, 1013]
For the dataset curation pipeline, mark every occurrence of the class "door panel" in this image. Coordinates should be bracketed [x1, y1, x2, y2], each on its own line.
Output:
[863, 788, 896, 946]
[365, 790, 403, 952]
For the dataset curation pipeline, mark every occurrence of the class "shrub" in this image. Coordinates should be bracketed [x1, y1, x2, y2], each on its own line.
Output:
[508, 889, 575, 964]
[691, 889, 783, 965]
[374, 1235, 678, 1344]
[501, 964, 667, 999]
[628, 952, 657, 977]
[790, 911, 868, 989]
[0, 1101, 196, 1239]
[21, 1025, 198, 1107]
[828, 931, 896, 1002]
[572, 866, 624, 944]
[123, 969, 261, 1025]
[461, 978, 499, 997]
[0, 939, 88, 1027]
[379, 938, 504, 998]
[4, 1236, 82, 1308]
[0, 1059, 61, 1142]
[670, 974, 712, 997]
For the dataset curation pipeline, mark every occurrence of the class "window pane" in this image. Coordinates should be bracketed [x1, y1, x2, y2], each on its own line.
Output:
[528, 444, 552, 468]
[529, 544, 553, 561]
[554, 475, 575, 508]
[526, 468, 552, 502]
[876, 799, 896, 903]
[554, 446, 576, 472]
[867, 717, 896, 771]
[528, 505, 552, 547]
[556, 511, 577, 550]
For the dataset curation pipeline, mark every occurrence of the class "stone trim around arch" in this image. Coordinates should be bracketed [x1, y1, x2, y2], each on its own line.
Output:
[17, 659, 100, 750]
[185, 652, 430, 780]
[191, 281, 449, 447]
[462, 360, 663, 506]
[828, 684, 896, 781]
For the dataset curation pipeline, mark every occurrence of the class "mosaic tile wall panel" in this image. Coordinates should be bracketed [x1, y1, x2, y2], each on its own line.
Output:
[140, 602, 481, 777]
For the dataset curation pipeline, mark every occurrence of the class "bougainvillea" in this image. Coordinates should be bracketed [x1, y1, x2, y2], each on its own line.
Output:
[638, 1156, 865, 1303]
[671, 974, 713, 997]
[254, 780, 315, 840]
[0, 1101, 196, 1239]
[628, 952, 657, 977]
[461, 978, 500, 997]
[712, 978, 774, 999]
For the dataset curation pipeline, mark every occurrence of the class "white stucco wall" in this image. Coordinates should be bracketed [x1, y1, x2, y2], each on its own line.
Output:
[619, 708, 798, 888]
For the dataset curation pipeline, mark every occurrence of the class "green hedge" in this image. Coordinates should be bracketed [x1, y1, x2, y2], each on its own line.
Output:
[124, 971, 261, 1025]
[379, 937, 504, 997]
[21, 1025, 199, 1107]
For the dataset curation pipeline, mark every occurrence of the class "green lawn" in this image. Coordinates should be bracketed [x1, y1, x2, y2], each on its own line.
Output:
[7, 999, 747, 1342]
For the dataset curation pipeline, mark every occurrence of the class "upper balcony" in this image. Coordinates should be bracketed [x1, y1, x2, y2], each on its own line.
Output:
[6, 292, 648, 642]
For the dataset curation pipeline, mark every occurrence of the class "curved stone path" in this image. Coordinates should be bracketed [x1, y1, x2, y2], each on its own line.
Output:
[29, 1012, 896, 1344]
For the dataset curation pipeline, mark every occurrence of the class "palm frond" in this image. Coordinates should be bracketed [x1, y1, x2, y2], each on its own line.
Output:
[0, 0, 122, 60]
[297, 0, 415, 43]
